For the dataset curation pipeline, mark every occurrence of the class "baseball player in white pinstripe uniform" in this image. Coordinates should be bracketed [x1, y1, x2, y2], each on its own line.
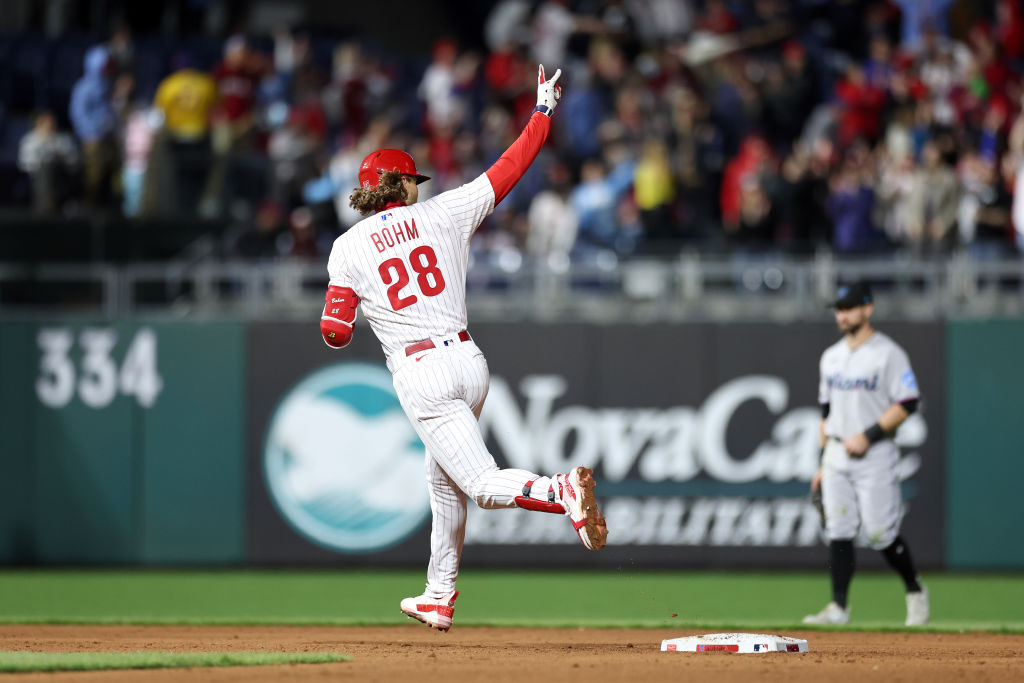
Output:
[319, 65, 607, 631]
[803, 281, 930, 627]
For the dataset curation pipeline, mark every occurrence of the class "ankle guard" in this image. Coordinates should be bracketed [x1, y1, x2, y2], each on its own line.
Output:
[514, 479, 564, 514]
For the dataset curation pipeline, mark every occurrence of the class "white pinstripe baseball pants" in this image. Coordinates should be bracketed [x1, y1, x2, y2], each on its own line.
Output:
[391, 339, 556, 598]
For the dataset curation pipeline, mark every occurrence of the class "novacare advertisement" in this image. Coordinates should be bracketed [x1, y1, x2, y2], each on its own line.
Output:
[247, 322, 945, 568]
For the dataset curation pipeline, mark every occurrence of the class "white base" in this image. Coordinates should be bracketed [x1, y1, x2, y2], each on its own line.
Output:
[661, 633, 809, 653]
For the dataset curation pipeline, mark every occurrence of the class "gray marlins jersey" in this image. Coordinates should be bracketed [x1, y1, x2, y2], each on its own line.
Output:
[818, 331, 920, 440]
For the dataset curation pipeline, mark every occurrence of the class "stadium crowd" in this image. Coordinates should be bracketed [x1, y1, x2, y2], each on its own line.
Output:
[3, 0, 1024, 264]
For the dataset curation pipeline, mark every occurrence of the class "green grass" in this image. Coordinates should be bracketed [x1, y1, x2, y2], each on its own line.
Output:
[0, 569, 1021, 633]
[0, 651, 351, 673]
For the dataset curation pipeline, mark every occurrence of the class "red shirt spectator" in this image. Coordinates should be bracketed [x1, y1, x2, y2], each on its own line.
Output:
[996, 0, 1024, 61]
[697, 0, 740, 34]
[211, 37, 264, 123]
[835, 65, 887, 146]
[287, 99, 328, 142]
[720, 135, 772, 228]
[485, 43, 528, 96]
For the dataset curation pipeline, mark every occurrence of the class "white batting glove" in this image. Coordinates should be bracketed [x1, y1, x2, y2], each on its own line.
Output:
[535, 64, 562, 117]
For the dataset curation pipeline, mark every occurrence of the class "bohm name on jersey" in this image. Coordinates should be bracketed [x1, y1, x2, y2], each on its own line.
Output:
[370, 216, 420, 253]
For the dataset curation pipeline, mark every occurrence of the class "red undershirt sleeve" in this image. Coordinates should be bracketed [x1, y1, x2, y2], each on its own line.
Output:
[484, 111, 552, 206]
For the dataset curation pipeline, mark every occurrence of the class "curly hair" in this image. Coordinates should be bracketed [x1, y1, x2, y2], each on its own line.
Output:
[348, 171, 408, 215]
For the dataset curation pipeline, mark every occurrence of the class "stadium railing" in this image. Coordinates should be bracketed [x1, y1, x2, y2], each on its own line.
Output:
[1, 251, 1022, 321]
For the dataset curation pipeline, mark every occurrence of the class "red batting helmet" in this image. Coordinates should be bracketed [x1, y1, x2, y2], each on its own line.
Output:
[358, 149, 431, 190]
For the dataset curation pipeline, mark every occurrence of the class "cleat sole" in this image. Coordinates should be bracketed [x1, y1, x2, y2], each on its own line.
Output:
[573, 467, 608, 550]
[401, 607, 452, 632]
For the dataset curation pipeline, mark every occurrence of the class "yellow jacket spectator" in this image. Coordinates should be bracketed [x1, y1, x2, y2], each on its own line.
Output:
[154, 68, 217, 141]
[634, 140, 675, 211]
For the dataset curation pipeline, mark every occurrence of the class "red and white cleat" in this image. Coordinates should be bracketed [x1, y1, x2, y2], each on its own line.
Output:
[400, 590, 459, 631]
[557, 467, 608, 550]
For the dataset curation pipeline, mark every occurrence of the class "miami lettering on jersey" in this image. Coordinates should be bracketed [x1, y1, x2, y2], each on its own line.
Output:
[371, 218, 420, 253]
[826, 373, 880, 391]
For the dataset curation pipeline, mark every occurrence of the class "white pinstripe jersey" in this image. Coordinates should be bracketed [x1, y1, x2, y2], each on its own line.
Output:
[327, 174, 495, 359]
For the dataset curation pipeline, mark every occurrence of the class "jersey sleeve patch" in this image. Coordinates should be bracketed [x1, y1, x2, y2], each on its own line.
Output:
[901, 369, 918, 391]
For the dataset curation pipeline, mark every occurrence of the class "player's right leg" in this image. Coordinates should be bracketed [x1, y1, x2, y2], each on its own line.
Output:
[803, 453, 857, 625]
[424, 454, 466, 598]
[401, 456, 465, 631]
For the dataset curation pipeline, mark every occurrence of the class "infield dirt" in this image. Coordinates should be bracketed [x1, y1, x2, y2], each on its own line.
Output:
[1, 625, 1021, 682]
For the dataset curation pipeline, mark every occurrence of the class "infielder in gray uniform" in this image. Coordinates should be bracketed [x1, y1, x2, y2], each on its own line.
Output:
[803, 281, 930, 626]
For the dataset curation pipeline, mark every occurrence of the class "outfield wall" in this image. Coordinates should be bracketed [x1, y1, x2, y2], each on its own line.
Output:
[0, 318, 1018, 569]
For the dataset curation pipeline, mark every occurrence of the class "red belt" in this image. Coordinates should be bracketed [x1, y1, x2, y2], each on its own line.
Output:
[405, 330, 470, 356]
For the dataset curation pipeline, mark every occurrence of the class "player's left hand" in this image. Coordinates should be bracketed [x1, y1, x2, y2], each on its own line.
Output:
[843, 433, 869, 457]
[535, 64, 562, 117]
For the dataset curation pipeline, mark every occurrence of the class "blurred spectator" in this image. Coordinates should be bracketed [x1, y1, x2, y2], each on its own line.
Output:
[418, 38, 480, 132]
[485, 1, 533, 52]
[828, 145, 880, 253]
[918, 47, 968, 127]
[234, 200, 285, 259]
[284, 206, 319, 260]
[210, 36, 263, 131]
[709, 55, 760, 155]
[107, 22, 135, 81]
[668, 85, 725, 240]
[978, 100, 1009, 164]
[267, 95, 327, 204]
[270, 27, 326, 106]
[120, 104, 156, 217]
[721, 135, 773, 233]
[734, 175, 779, 248]
[69, 45, 122, 209]
[835, 64, 887, 147]
[696, 0, 741, 35]
[761, 41, 816, 145]
[571, 156, 636, 251]
[322, 43, 386, 140]
[18, 111, 79, 215]
[419, 38, 460, 130]
[906, 140, 959, 251]
[533, 0, 579, 68]
[154, 58, 218, 142]
[874, 132, 918, 245]
[633, 138, 676, 243]
[628, 0, 692, 42]
[153, 56, 218, 214]
[996, 0, 1024, 63]
[484, 39, 530, 101]
[203, 36, 268, 216]
[863, 35, 895, 91]
[559, 67, 609, 160]
[776, 142, 831, 252]
[527, 162, 578, 261]
[895, 0, 954, 50]
[957, 149, 1013, 257]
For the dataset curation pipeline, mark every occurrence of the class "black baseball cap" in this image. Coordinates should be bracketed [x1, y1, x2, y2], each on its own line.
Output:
[832, 281, 873, 309]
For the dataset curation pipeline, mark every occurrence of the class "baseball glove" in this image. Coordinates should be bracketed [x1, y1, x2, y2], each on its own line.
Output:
[810, 487, 825, 528]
